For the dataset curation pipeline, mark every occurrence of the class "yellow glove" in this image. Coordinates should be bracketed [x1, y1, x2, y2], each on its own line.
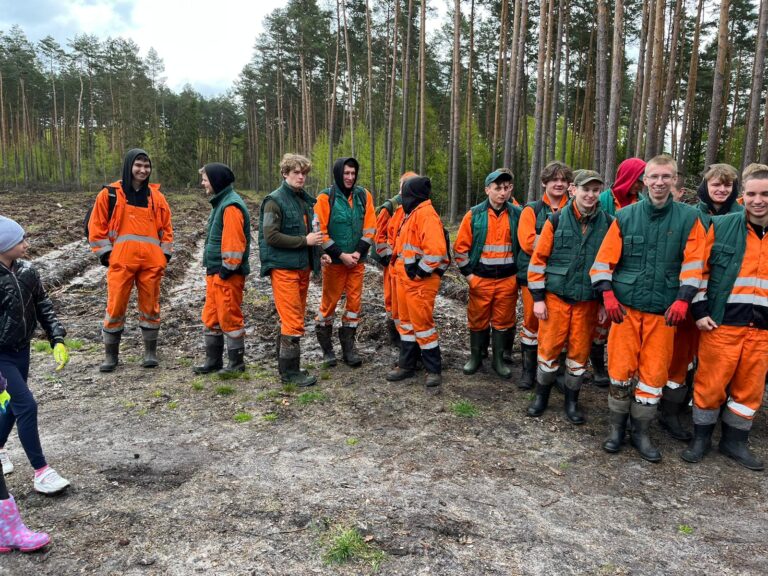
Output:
[0, 390, 10, 413]
[53, 342, 69, 371]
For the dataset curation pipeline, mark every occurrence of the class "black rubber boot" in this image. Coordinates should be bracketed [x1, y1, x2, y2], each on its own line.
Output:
[630, 402, 662, 462]
[502, 330, 513, 362]
[219, 348, 245, 375]
[386, 319, 401, 346]
[589, 342, 609, 387]
[491, 329, 512, 379]
[278, 335, 316, 387]
[338, 326, 363, 367]
[719, 422, 764, 471]
[527, 368, 555, 417]
[99, 331, 121, 373]
[658, 386, 692, 441]
[563, 373, 585, 424]
[681, 423, 716, 464]
[386, 341, 418, 381]
[315, 324, 337, 367]
[463, 330, 485, 375]
[193, 334, 224, 374]
[480, 328, 491, 360]
[518, 343, 537, 390]
[603, 409, 629, 453]
[554, 351, 567, 394]
[141, 328, 159, 368]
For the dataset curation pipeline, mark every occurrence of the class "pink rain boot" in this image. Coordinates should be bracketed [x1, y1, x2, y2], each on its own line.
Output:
[0, 496, 50, 553]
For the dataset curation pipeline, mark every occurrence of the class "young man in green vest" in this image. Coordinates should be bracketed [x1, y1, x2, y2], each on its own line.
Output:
[194, 163, 251, 375]
[258, 154, 324, 386]
[527, 170, 614, 423]
[313, 157, 376, 367]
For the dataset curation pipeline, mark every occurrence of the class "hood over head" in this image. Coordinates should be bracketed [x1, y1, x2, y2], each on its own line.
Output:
[402, 176, 432, 214]
[332, 157, 360, 194]
[122, 148, 152, 193]
[204, 163, 236, 194]
[697, 177, 740, 215]
[611, 157, 646, 208]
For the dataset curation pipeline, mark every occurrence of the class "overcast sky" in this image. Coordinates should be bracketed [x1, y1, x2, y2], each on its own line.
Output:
[0, 0, 286, 96]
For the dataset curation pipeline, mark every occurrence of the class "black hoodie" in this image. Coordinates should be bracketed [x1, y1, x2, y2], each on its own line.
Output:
[402, 176, 432, 214]
[332, 157, 360, 196]
[204, 163, 236, 194]
[121, 148, 152, 207]
[697, 177, 740, 216]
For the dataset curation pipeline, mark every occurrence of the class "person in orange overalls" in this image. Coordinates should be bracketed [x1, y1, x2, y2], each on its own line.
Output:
[683, 167, 768, 471]
[193, 163, 251, 376]
[590, 155, 706, 462]
[314, 158, 376, 367]
[88, 149, 173, 372]
[386, 176, 450, 392]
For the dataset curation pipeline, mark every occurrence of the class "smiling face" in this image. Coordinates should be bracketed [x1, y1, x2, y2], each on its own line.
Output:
[573, 182, 601, 214]
[543, 173, 569, 204]
[342, 164, 357, 189]
[643, 160, 677, 207]
[706, 177, 733, 208]
[131, 157, 151, 189]
[743, 178, 768, 224]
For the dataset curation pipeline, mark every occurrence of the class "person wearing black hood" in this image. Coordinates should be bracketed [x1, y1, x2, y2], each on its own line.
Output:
[386, 176, 450, 392]
[193, 163, 251, 375]
[88, 148, 174, 372]
[696, 163, 743, 227]
[313, 158, 376, 367]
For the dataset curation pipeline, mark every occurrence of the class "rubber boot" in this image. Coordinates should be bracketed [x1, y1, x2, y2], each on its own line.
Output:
[563, 373, 585, 424]
[278, 335, 317, 387]
[193, 334, 224, 374]
[0, 496, 50, 553]
[719, 422, 764, 471]
[141, 328, 159, 368]
[491, 329, 511, 379]
[554, 351, 567, 394]
[518, 343, 537, 390]
[681, 423, 716, 464]
[463, 330, 485, 375]
[501, 330, 512, 362]
[218, 336, 245, 375]
[480, 328, 491, 360]
[386, 318, 401, 346]
[338, 326, 363, 367]
[658, 385, 692, 441]
[603, 389, 631, 452]
[589, 342, 609, 387]
[99, 331, 121, 373]
[630, 402, 662, 462]
[527, 368, 556, 417]
[315, 324, 337, 367]
[421, 346, 443, 394]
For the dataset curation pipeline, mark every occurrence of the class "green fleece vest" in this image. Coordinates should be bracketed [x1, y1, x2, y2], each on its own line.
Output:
[468, 200, 520, 269]
[258, 182, 319, 277]
[545, 203, 613, 301]
[320, 185, 366, 255]
[377, 194, 402, 217]
[697, 199, 744, 229]
[599, 189, 618, 217]
[704, 211, 747, 324]
[612, 196, 699, 314]
[203, 186, 251, 275]
[517, 199, 556, 283]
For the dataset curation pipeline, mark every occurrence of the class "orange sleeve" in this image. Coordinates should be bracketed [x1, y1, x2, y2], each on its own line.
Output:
[356, 190, 377, 256]
[221, 205, 246, 271]
[518, 206, 537, 255]
[156, 191, 174, 257]
[590, 219, 624, 289]
[528, 219, 554, 294]
[677, 217, 707, 302]
[374, 206, 392, 258]
[453, 211, 474, 275]
[691, 225, 715, 318]
[88, 187, 114, 257]
[313, 193, 334, 252]
[415, 210, 449, 275]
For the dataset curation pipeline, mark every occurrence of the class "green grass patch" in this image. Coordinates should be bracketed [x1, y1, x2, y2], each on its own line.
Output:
[191, 378, 205, 391]
[678, 524, 694, 535]
[256, 389, 282, 401]
[321, 526, 385, 569]
[451, 400, 479, 418]
[298, 390, 327, 405]
[32, 341, 52, 353]
[176, 357, 193, 367]
[262, 412, 278, 422]
[346, 437, 359, 446]
[217, 370, 249, 381]
[215, 385, 236, 396]
[167, 401, 178, 410]
[151, 389, 165, 398]
[233, 412, 253, 423]
[123, 401, 136, 410]
[320, 370, 331, 381]
[281, 383, 298, 394]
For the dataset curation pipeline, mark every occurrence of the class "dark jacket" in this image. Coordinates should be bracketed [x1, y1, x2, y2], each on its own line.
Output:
[0, 260, 66, 352]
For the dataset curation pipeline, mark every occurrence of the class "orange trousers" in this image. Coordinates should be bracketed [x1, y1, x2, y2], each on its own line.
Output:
[396, 273, 440, 349]
[104, 204, 166, 333]
[271, 268, 311, 336]
[693, 326, 768, 421]
[668, 313, 698, 387]
[383, 265, 392, 316]
[607, 306, 674, 404]
[537, 295, 599, 376]
[519, 285, 539, 346]
[389, 265, 400, 328]
[318, 263, 364, 327]
[467, 275, 518, 331]
[593, 316, 611, 345]
[201, 274, 245, 338]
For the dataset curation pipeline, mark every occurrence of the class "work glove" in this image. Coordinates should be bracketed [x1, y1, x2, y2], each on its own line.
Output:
[664, 299, 689, 326]
[165, 254, 172, 263]
[53, 342, 69, 371]
[0, 373, 8, 413]
[218, 267, 234, 281]
[99, 251, 111, 267]
[602, 290, 626, 324]
[379, 254, 391, 267]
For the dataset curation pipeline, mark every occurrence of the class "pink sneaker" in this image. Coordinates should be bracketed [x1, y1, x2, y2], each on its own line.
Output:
[0, 496, 50, 553]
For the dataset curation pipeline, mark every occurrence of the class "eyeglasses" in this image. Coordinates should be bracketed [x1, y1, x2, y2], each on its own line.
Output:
[645, 174, 674, 182]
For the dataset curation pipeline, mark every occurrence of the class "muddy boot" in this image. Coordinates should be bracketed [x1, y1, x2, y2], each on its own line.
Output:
[424, 372, 442, 394]
[719, 421, 764, 471]
[218, 336, 245, 375]
[603, 389, 631, 453]
[681, 424, 715, 464]
[553, 351, 567, 394]
[658, 385, 692, 441]
[141, 328, 159, 368]
[499, 329, 510, 362]
[315, 324, 337, 367]
[491, 329, 511, 379]
[518, 343, 537, 390]
[0, 496, 50, 553]
[630, 402, 662, 462]
[386, 340, 419, 381]
[193, 333, 224, 374]
[590, 342, 609, 387]
[421, 346, 442, 394]
[480, 328, 491, 360]
[338, 326, 363, 367]
[563, 373, 585, 424]
[387, 318, 401, 346]
[527, 367, 556, 417]
[99, 330, 121, 373]
[463, 330, 486, 375]
[278, 335, 317, 387]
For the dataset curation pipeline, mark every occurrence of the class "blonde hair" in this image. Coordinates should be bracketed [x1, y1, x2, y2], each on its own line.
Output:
[280, 153, 312, 175]
[742, 163, 768, 183]
[702, 163, 738, 185]
[646, 154, 678, 174]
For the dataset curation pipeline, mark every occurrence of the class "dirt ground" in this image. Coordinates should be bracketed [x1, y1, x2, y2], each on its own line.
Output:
[0, 188, 766, 576]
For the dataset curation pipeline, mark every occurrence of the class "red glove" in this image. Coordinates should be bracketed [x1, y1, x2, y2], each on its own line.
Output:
[602, 290, 626, 324]
[664, 299, 689, 326]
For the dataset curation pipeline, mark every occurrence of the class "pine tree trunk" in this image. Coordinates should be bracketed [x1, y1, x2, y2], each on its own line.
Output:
[595, 0, 609, 173]
[705, 0, 730, 167]
[605, 0, 624, 184]
[342, 0, 355, 155]
[560, 9, 570, 162]
[365, 0, 376, 194]
[743, 0, 768, 169]
[385, 0, 400, 196]
[656, 0, 683, 156]
[627, 0, 650, 157]
[399, 0, 414, 173]
[644, 0, 665, 159]
[465, 0, 475, 211]
[418, 0, 427, 175]
[676, 0, 703, 169]
[528, 0, 549, 199]
[504, 0, 525, 168]
[492, 0, 509, 169]
[635, 0, 656, 157]
[449, 0, 462, 222]
[548, 0, 565, 161]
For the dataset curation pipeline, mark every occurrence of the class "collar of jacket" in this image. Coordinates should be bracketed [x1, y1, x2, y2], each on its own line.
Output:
[640, 192, 673, 217]
[209, 185, 234, 207]
[280, 181, 316, 206]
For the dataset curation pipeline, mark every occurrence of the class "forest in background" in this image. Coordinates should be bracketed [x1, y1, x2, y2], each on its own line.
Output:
[1, 0, 767, 219]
